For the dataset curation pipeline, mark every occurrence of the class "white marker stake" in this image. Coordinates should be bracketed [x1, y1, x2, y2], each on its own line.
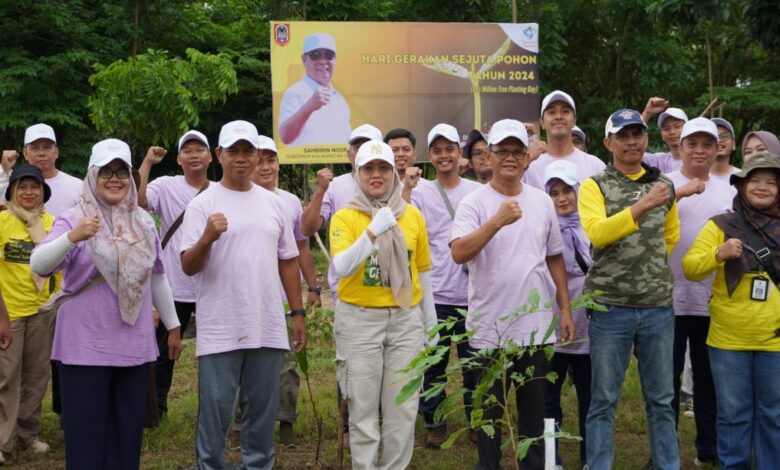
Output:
[544, 418, 556, 470]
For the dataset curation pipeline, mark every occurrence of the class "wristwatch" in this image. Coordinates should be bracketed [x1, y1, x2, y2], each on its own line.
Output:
[290, 309, 306, 317]
[308, 286, 322, 294]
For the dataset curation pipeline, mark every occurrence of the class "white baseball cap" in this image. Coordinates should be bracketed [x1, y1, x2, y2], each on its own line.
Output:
[349, 124, 383, 145]
[178, 130, 210, 152]
[680, 117, 718, 142]
[355, 140, 395, 169]
[710, 118, 734, 138]
[543, 160, 581, 190]
[24, 123, 57, 145]
[218, 120, 260, 148]
[541, 90, 576, 115]
[303, 33, 336, 53]
[427, 123, 460, 147]
[572, 126, 586, 142]
[657, 107, 689, 128]
[256, 135, 278, 153]
[487, 119, 529, 147]
[89, 138, 132, 169]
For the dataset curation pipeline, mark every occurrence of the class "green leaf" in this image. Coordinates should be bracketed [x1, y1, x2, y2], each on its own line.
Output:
[394, 374, 423, 406]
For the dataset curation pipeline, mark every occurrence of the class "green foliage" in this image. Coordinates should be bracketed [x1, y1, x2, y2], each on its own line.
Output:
[88, 48, 238, 155]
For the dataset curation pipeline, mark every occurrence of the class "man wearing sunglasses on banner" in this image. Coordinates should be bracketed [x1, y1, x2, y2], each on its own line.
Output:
[279, 32, 351, 146]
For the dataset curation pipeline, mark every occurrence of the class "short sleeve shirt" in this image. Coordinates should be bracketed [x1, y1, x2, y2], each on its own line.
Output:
[523, 149, 606, 190]
[179, 183, 299, 356]
[45, 171, 83, 216]
[451, 183, 564, 349]
[279, 75, 351, 146]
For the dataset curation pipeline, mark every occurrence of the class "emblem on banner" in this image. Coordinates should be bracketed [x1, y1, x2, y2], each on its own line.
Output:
[274, 23, 290, 46]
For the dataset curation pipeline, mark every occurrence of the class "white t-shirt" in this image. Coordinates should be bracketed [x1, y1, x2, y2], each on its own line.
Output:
[709, 166, 740, 183]
[179, 183, 299, 356]
[45, 170, 83, 216]
[667, 171, 735, 316]
[412, 177, 480, 305]
[523, 148, 606, 190]
[279, 75, 351, 146]
[643, 151, 682, 174]
[147, 175, 208, 302]
[451, 183, 564, 349]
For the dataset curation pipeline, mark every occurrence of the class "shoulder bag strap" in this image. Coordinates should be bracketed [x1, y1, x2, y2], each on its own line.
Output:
[434, 180, 456, 220]
[161, 181, 210, 250]
[735, 214, 780, 286]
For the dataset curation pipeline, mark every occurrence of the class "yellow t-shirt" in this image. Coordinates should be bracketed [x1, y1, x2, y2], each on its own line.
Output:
[682, 220, 780, 351]
[0, 211, 56, 320]
[330, 205, 431, 308]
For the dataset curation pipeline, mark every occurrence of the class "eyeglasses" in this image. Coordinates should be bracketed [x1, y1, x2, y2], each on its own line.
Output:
[307, 49, 336, 61]
[717, 132, 732, 141]
[491, 149, 526, 160]
[97, 166, 130, 179]
[471, 149, 487, 159]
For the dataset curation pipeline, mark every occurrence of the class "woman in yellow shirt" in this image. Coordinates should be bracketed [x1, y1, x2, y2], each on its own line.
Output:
[683, 152, 780, 470]
[0, 165, 55, 465]
[330, 140, 436, 470]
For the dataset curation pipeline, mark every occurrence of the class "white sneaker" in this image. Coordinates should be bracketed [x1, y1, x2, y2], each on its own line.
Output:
[25, 439, 50, 453]
[0, 450, 5, 465]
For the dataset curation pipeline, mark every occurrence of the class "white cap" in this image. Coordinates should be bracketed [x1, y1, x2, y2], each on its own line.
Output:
[427, 123, 460, 147]
[541, 90, 576, 115]
[680, 117, 718, 142]
[89, 138, 132, 169]
[178, 130, 210, 152]
[657, 107, 688, 128]
[303, 33, 336, 53]
[355, 140, 395, 169]
[543, 160, 581, 189]
[349, 124, 383, 145]
[256, 135, 278, 153]
[24, 123, 57, 145]
[487, 119, 529, 147]
[218, 120, 260, 148]
[572, 126, 586, 142]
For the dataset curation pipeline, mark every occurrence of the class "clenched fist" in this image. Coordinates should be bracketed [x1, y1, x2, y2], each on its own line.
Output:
[68, 216, 100, 243]
[493, 199, 522, 228]
[677, 178, 705, 200]
[403, 167, 422, 190]
[640, 182, 671, 211]
[2, 150, 19, 173]
[306, 87, 331, 113]
[315, 167, 334, 193]
[144, 146, 167, 165]
[202, 213, 228, 244]
[716, 238, 742, 262]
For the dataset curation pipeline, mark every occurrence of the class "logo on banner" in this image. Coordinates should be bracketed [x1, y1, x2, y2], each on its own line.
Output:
[523, 25, 535, 40]
[274, 23, 290, 46]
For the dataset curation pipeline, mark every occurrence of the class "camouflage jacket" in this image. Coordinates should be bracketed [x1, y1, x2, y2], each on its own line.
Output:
[584, 163, 676, 308]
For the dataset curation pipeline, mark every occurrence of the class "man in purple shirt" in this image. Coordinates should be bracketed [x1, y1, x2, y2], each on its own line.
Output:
[413, 123, 482, 448]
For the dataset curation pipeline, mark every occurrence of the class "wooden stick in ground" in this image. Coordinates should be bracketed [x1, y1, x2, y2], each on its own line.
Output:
[337, 398, 347, 469]
[314, 232, 331, 262]
[699, 97, 719, 117]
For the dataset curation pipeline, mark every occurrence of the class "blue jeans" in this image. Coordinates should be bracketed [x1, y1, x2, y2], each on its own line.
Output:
[586, 305, 679, 470]
[708, 347, 780, 470]
[196, 348, 283, 470]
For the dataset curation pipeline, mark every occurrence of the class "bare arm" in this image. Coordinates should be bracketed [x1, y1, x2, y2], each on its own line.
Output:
[296, 240, 321, 306]
[137, 146, 166, 209]
[279, 88, 330, 144]
[279, 256, 307, 352]
[0, 287, 11, 351]
[181, 213, 227, 276]
[301, 168, 333, 236]
[546, 253, 574, 342]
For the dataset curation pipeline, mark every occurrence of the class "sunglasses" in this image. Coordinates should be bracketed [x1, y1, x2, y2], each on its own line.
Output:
[97, 166, 131, 180]
[307, 49, 336, 61]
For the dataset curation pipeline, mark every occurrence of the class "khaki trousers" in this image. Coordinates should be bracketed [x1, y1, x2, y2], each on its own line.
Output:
[0, 311, 53, 452]
[335, 301, 424, 470]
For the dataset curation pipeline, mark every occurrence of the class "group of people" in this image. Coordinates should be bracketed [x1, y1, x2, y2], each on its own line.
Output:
[0, 86, 777, 470]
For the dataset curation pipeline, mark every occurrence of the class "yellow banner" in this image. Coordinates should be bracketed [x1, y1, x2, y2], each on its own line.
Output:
[271, 22, 540, 164]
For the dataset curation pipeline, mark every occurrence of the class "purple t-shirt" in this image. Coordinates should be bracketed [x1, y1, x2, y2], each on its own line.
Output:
[320, 173, 356, 296]
[275, 187, 307, 242]
[45, 171, 83, 216]
[523, 149, 606, 190]
[451, 183, 564, 349]
[709, 166, 741, 183]
[179, 183, 299, 356]
[39, 211, 164, 366]
[412, 177, 480, 306]
[146, 175, 207, 302]
[667, 171, 735, 316]
[643, 151, 682, 174]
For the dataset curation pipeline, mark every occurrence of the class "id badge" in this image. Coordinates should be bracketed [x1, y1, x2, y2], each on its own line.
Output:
[751, 276, 769, 301]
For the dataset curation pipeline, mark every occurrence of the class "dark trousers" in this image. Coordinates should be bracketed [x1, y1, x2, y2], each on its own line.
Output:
[475, 348, 550, 470]
[420, 304, 476, 428]
[672, 315, 717, 459]
[154, 300, 195, 415]
[60, 363, 149, 470]
[544, 352, 591, 466]
[51, 360, 62, 414]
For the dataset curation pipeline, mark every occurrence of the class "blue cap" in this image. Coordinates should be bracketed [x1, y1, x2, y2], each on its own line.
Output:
[710, 118, 734, 139]
[604, 109, 647, 137]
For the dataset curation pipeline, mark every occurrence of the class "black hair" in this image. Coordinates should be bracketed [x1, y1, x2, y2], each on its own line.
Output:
[383, 128, 416, 147]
